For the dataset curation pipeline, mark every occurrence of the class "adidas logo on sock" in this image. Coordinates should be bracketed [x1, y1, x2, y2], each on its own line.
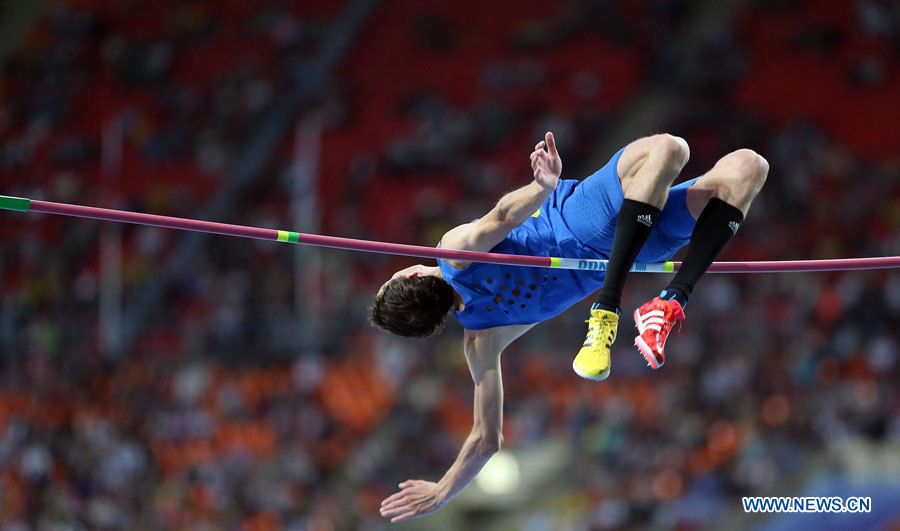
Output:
[728, 221, 740, 235]
[637, 214, 653, 227]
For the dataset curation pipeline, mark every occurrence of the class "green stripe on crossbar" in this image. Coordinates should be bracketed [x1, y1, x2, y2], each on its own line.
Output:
[550, 257, 560, 268]
[0, 196, 30, 212]
[664, 261, 675, 273]
[277, 230, 300, 243]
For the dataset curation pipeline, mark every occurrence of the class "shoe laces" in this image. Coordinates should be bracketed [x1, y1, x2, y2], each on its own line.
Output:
[585, 315, 615, 349]
[658, 304, 684, 341]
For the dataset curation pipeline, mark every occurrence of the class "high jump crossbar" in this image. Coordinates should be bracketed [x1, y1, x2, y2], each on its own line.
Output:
[2, 195, 899, 273]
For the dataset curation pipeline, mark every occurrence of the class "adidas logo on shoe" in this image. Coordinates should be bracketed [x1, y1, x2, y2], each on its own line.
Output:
[636, 214, 653, 227]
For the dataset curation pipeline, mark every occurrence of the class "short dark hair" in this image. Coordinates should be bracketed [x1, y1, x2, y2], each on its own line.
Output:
[370, 276, 456, 337]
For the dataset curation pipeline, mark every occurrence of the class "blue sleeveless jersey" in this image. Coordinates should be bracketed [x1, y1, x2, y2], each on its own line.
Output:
[439, 180, 607, 330]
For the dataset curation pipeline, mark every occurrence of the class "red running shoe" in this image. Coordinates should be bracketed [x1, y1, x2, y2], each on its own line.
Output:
[633, 297, 685, 369]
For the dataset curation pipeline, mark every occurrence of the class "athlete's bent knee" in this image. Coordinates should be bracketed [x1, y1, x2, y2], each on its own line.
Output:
[728, 148, 769, 188]
[650, 134, 690, 169]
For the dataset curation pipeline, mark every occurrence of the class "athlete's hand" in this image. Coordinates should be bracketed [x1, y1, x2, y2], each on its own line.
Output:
[380, 480, 447, 523]
[390, 264, 438, 280]
[530, 131, 561, 190]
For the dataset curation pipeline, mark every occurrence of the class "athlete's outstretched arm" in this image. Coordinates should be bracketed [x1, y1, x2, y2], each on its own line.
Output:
[441, 132, 562, 258]
[380, 330, 507, 522]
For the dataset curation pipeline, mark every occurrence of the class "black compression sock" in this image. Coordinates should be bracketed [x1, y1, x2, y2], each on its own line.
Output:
[659, 287, 688, 308]
[665, 197, 744, 303]
[594, 199, 661, 312]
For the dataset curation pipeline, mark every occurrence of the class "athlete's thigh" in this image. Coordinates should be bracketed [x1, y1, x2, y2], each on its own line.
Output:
[576, 134, 657, 195]
[636, 177, 701, 263]
[561, 146, 697, 260]
[558, 147, 628, 255]
[615, 135, 666, 183]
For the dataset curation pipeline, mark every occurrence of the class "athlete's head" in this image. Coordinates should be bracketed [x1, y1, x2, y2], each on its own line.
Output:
[370, 266, 456, 338]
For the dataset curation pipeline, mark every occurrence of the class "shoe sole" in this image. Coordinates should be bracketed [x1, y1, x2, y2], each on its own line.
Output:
[634, 335, 664, 369]
[572, 359, 610, 381]
[634, 308, 646, 335]
[633, 306, 664, 370]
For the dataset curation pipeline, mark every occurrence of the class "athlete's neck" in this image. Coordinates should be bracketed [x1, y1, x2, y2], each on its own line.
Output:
[453, 289, 465, 311]
[428, 266, 465, 311]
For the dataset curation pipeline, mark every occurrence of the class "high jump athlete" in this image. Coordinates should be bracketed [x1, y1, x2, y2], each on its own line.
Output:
[373, 132, 768, 522]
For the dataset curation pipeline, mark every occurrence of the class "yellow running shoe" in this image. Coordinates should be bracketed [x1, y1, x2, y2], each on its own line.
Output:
[572, 308, 619, 380]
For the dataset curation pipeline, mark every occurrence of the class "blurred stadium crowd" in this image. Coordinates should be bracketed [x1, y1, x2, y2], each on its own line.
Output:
[2, 0, 900, 529]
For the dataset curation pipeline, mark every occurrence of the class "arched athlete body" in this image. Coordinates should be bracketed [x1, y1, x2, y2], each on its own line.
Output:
[374, 132, 768, 522]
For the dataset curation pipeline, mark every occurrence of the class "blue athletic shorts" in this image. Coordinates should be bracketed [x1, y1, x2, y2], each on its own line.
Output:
[560, 147, 699, 263]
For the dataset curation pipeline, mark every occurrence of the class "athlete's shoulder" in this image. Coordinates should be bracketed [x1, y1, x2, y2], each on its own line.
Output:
[438, 221, 481, 270]
[440, 222, 473, 251]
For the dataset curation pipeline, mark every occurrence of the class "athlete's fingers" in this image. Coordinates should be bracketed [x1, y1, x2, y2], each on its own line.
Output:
[381, 492, 406, 505]
[380, 504, 404, 515]
[380, 499, 404, 512]
[382, 506, 409, 519]
[381, 491, 406, 505]
[545, 131, 557, 156]
[534, 140, 545, 151]
[392, 511, 418, 523]
[380, 498, 409, 513]
[381, 497, 412, 513]
[399, 481, 412, 488]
